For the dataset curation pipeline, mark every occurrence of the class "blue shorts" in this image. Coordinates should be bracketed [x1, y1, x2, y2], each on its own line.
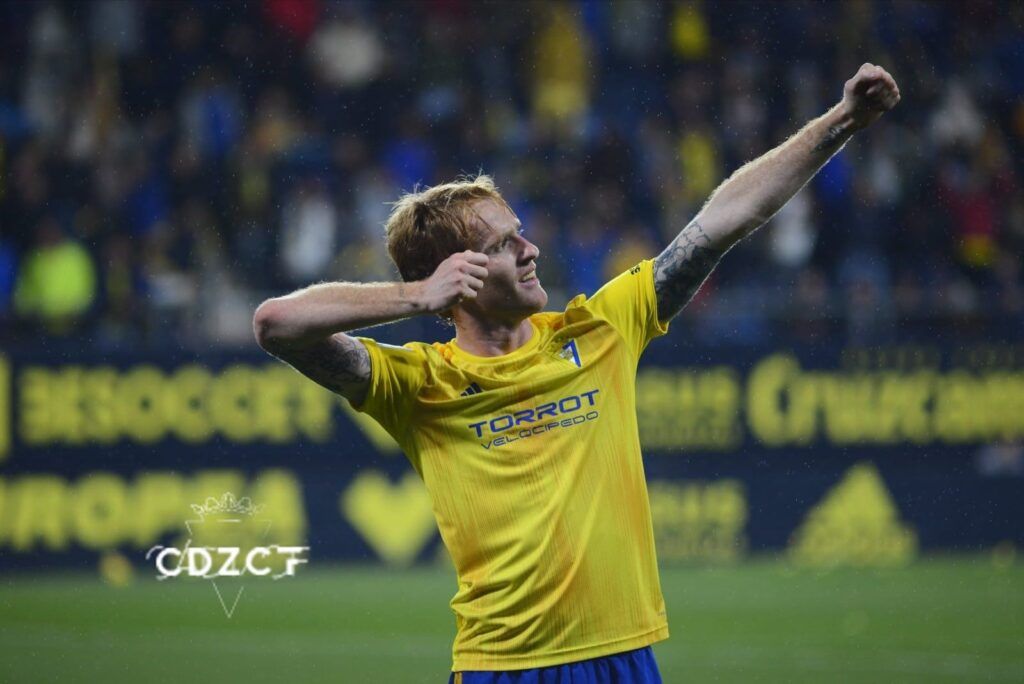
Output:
[448, 646, 662, 684]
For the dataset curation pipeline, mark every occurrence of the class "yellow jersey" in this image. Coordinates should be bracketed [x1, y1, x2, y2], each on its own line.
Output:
[353, 258, 670, 671]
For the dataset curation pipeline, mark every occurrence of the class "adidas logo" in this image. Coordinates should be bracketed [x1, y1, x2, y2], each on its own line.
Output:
[460, 382, 483, 397]
[788, 461, 917, 568]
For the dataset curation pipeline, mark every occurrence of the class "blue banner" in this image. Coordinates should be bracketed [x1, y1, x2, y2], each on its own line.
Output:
[1, 342, 1021, 570]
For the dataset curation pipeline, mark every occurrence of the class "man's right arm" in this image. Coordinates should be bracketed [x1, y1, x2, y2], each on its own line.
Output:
[252, 251, 489, 403]
[253, 282, 421, 405]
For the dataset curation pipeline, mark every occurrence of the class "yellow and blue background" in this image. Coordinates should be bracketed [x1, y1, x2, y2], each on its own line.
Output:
[1, 341, 1021, 682]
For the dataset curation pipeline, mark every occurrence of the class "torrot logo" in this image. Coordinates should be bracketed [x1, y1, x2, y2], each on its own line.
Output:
[145, 492, 310, 617]
[467, 389, 601, 449]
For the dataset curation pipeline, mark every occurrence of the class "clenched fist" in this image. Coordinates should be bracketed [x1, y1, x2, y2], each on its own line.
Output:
[417, 250, 490, 314]
[840, 63, 901, 130]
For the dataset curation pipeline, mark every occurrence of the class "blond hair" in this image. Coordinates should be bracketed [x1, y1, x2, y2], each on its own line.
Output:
[384, 174, 509, 283]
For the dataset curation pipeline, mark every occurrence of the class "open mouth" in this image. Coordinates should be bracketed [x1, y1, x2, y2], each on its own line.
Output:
[519, 271, 538, 283]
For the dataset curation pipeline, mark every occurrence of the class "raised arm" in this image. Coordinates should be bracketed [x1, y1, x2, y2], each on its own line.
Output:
[253, 250, 489, 402]
[654, 62, 901, 322]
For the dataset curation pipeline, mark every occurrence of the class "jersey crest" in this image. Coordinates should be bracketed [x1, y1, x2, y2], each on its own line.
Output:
[558, 339, 582, 368]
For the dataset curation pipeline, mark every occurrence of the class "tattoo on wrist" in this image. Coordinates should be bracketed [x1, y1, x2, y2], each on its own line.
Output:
[812, 124, 848, 153]
[653, 219, 723, 321]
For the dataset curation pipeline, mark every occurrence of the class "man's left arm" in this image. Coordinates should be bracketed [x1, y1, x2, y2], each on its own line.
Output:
[654, 62, 901, 322]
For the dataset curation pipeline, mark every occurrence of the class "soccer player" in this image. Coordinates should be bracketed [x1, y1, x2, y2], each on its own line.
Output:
[253, 63, 899, 682]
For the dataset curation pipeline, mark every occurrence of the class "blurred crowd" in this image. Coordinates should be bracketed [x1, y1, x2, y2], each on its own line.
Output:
[1, 0, 1022, 351]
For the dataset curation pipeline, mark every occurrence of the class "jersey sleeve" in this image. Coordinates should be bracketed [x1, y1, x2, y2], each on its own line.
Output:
[576, 258, 670, 360]
[348, 337, 428, 443]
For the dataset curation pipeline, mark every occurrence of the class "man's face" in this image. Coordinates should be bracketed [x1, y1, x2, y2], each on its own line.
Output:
[462, 199, 547, 321]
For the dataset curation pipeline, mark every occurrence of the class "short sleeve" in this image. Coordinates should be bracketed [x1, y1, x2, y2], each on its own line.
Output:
[575, 259, 669, 360]
[349, 337, 429, 441]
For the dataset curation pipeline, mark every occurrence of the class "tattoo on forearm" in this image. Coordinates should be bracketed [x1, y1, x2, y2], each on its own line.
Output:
[284, 336, 370, 397]
[812, 124, 847, 153]
[653, 219, 723, 321]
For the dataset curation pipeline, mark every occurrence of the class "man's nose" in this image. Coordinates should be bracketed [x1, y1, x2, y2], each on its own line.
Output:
[520, 238, 540, 262]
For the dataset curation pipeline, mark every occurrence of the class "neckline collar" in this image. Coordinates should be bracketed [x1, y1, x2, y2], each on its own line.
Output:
[449, 318, 541, 364]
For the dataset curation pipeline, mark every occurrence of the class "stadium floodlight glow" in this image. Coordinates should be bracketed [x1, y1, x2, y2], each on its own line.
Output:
[145, 544, 309, 580]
